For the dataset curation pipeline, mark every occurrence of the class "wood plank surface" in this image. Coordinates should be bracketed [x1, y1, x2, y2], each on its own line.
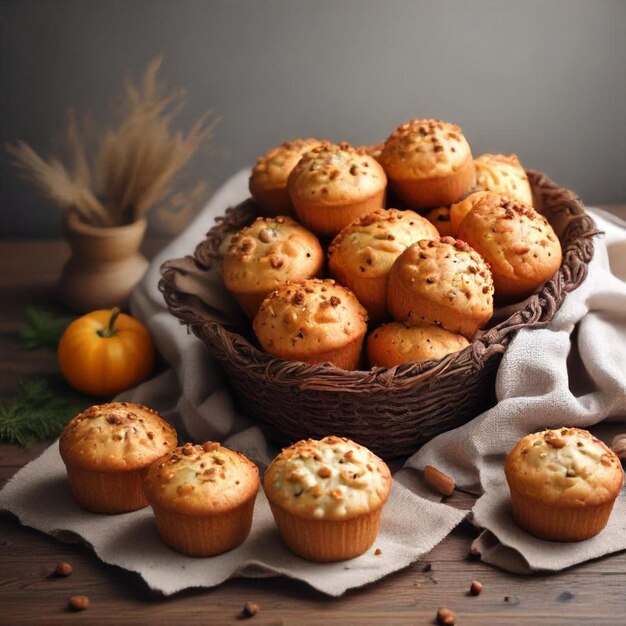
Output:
[1, 206, 625, 625]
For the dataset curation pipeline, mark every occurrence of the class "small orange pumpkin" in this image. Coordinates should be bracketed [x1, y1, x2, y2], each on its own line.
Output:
[58, 307, 155, 397]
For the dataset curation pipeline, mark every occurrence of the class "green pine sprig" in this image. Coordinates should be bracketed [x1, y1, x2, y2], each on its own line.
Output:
[0, 378, 78, 446]
[20, 307, 74, 350]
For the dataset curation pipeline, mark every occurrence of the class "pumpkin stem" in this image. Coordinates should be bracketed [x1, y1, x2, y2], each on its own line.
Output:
[97, 307, 121, 338]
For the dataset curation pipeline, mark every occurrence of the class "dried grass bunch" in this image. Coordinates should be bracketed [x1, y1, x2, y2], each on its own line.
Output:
[6, 57, 217, 227]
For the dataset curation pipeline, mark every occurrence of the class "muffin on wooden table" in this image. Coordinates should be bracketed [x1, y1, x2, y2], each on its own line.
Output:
[253, 278, 368, 370]
[505, 427, 624, 541]
[474, 153, 533, 205]
[59, 402, 177, 514]
[223, 216, 324, 318]
[249, 138, 323, 216]
[367, 321, 469, 368]
[456, 194, 562, 301]
[263, 436, 392, 561]
[379, 119, 475, 209]
[143, 442, 259, 556]
[387, 237, 494, 339]
[328, 208, 439, 322]
[287, 142, 387, 238]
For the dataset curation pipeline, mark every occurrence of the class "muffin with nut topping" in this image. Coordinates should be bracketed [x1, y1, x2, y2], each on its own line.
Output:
[379, 118, 475, 209]
[387, 237, 494, 339]
[263, 436, 392, 561]
[253, 278, 368, 369]
[223, 216, 324, 318]
[249, 138, 324, 216]
[474, 153, 533, 205]
[457, 194, 562, 301]
[287, 142, 387, 238]
[505, 428, 624, 541]
[367, 321, 469, 368]
[143, 442, 259, 556]
[328, 209, 438, 322]
[59, 402, 177, 514]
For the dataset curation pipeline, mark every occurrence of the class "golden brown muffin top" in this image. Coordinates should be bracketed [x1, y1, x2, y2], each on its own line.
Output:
[328, 209, 439, 279]
[389, 237, 494, 318]
[474, 153, 533, 205]
[253, 278, 368, 358]
[380, 119, 472, 179]
[249, 138, 323, 192]
[505, 428, 624, 507]
[263, 436, 391, 521]
[456, 195, 562, 289]
[59, 402, 177, 472]
[287, 142, 387, 205]
[367, 321, 469, 368]
[143, 442, 259, 515]
[223, 216, 323, 294]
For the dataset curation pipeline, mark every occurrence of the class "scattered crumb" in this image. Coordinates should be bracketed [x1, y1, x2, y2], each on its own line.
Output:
[242, 602, 259, 618]
[374, 548, 382, 556]
[68, 596, 89, 611]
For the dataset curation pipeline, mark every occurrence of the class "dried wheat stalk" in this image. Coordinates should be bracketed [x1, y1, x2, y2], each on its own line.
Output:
[6, 57, 216, 227]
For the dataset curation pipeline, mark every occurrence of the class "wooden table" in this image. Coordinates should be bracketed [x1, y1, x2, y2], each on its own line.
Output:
[2, 208, 626, 625]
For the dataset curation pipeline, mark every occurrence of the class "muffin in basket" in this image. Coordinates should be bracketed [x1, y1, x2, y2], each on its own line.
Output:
[474, 153, 533, 205]
[379, 118, 475, 209]
[223, 215, 324, 318]
[59, 402, 177, 514]
[387, 237, 494, 338]
[253, 278, 368, 369]
[367, 321, 469, 368]
[263, 436, 392, 561]
[328, 208, 439, 322]
[287, 142, 387, 238]
[505, 428, 624, 541]
[249, 138, 323, 216]
[457, 194, 562, 301]
[143, 442, 259, 556]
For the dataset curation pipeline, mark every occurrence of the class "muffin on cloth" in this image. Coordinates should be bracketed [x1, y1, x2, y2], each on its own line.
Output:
[379, 118, 475, 209]
[505, 428, 624, 542]
[387, 237, 493, 339]
[249, 138, 323, 216]
[263, 436, 392, 562]
[367, 321, 469, 368]
[253, 278, 368, 370]
[328, 208, 438, 323]
[59, 402, 177, 514]
[457, 194, 562, 301]
[287, 142, 387, 238]
[474, 153, 533, 205]
[223, 215, 324, 318]
[143, 442, 259, 556]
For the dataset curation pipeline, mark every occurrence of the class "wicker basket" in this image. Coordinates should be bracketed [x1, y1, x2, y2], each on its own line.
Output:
[160, 170, 596, 459]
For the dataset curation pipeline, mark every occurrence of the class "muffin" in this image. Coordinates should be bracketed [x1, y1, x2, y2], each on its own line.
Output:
[223, 216, 324, 318]
[368, 322, 469, 368]
[358, 142, 384, 162]
[456, 195, 562, 301]
[143, 442, 259, 556]
[425, 206, 454, 237]
[474, 153, 533, 205]
[379, 119, 475, 209]
[387, 237, 494, 338]
[59, 402, 177, 514]
[287, 142, 387, 238]
[505, 428, 624, 541]
[448, 190, 498, 235]
[328, 209, 439, 322]
[263, 436, 392, 561]
[253, 278, 368, 369]
[249, 138, 323, 215]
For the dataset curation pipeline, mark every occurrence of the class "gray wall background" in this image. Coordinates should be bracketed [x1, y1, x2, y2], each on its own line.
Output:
[1, 0, 625, 238]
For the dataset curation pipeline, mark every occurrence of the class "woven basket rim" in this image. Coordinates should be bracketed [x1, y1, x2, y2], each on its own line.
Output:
[159, 169, 596, 392]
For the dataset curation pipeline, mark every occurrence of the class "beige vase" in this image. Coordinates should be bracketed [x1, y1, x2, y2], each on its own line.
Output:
[58, 213, 149, 313]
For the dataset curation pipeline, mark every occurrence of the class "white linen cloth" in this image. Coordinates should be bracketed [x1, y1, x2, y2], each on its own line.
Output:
[1, 169, 625, 592]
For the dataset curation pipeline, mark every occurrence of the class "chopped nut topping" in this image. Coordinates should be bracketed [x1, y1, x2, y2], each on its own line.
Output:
[203, 441, 219, 452]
